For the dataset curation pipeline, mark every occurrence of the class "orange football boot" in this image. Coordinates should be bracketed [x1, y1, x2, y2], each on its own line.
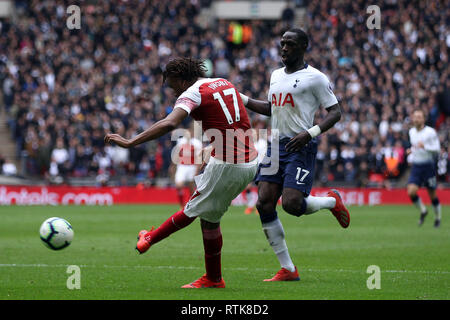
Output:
[181, 274, 226, 288]
[136, 226, 155, 254]
[244, 207, 254, 215]
[264, 267, 300, 281]
[327, 189, 350, 228]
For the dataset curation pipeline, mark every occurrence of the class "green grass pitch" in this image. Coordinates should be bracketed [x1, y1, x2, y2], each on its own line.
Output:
[0, 204, 449, 300]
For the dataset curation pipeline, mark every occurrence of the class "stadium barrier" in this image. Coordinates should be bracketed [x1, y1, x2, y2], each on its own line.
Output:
[1, 185, 449, 206]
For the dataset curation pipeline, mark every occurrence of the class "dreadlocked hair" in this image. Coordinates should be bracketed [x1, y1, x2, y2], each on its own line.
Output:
[163, 57, 207, 83]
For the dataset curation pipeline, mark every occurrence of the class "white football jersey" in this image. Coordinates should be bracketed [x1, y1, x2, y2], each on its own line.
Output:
[268, 64, 338, 139]
[408, 126, 440, 164]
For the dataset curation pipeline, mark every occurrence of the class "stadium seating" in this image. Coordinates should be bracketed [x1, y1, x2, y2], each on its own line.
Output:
[0, 0, 448, 187]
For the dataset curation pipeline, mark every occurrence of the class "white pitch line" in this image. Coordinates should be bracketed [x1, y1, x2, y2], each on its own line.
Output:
[0, 264, 449, 275]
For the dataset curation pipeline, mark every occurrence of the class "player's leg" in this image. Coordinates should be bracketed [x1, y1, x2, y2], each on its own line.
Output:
[256, 181, 299, 281]
[282, 147, 350, 227]
[424, 166, 441, 228]
[182, 159, 257, 287]
[281, 187, 335, 216]
[282, 187, 349, 228]
[427, 188, 441, 228]
[182, 219, 225, 288]
[407, 183, 428, 225]
[136, 209, 196, 254]
[201, 219, 223, 282]
[174, 165, 186, 207]
[175, 184, 185, 208]
[175, 164, 198, 207]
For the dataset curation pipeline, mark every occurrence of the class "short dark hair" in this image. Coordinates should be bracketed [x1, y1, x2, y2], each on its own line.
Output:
[163, 57, 207, 83]
[413, 109, 426, 116]
[287, 28, 309, 48]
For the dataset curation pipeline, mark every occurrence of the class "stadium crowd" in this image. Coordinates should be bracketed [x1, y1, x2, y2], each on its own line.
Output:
[0, 0, 448, 187]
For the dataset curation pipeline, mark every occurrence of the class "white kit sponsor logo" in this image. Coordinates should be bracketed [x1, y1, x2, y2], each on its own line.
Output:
[0, 187, 113, 205]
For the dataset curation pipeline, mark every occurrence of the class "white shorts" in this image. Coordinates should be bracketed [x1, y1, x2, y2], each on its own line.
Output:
[184, 157, 258, 223]
[175, 164, 197, 185]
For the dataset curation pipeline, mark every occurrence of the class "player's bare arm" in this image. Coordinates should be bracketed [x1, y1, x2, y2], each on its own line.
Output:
[285, 103, 341, 152]
[104, 108, 189, 148]
[244, 97, 271, 116]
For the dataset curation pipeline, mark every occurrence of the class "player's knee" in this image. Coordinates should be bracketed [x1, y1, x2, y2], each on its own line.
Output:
[407, 189, 417, 199]
[200, 219, 220, 230]
[409, 194, 419, 203]
[256, 198, 272, 216]
[407, 185, 417, 197]
[431, 197, 440, 206]
[282, 197, 303, 217]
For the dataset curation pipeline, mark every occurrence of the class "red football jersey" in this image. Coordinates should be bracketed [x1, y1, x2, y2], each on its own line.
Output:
[174, 78, 257, 164]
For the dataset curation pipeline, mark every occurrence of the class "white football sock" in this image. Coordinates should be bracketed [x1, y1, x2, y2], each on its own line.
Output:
[262, 219, 295, 272]
[413, 197, 427, 213]
[304, 195, 336, 215]
[433, 203, 442, 220]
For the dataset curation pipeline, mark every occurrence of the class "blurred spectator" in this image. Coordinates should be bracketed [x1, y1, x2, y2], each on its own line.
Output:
[136, 154, 152, 181]
[2, 159, 17, 176]
[0, 154, 5, 174]
[50, 138, 69, 174]
[281, 3, 295, 27]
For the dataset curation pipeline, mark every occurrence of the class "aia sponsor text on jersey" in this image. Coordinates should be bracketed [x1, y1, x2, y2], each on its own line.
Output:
[271, 93, 295, 107]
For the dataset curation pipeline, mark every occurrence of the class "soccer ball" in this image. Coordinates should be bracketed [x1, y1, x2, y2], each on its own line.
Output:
[39, 217, 74, 250]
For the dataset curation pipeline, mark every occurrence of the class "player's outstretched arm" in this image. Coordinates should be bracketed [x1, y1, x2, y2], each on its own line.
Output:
[286, 104, 341, 152]
[247, 98, 271, 116]
[104, 108, 189, 148]
[240, 93, 271, 116]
